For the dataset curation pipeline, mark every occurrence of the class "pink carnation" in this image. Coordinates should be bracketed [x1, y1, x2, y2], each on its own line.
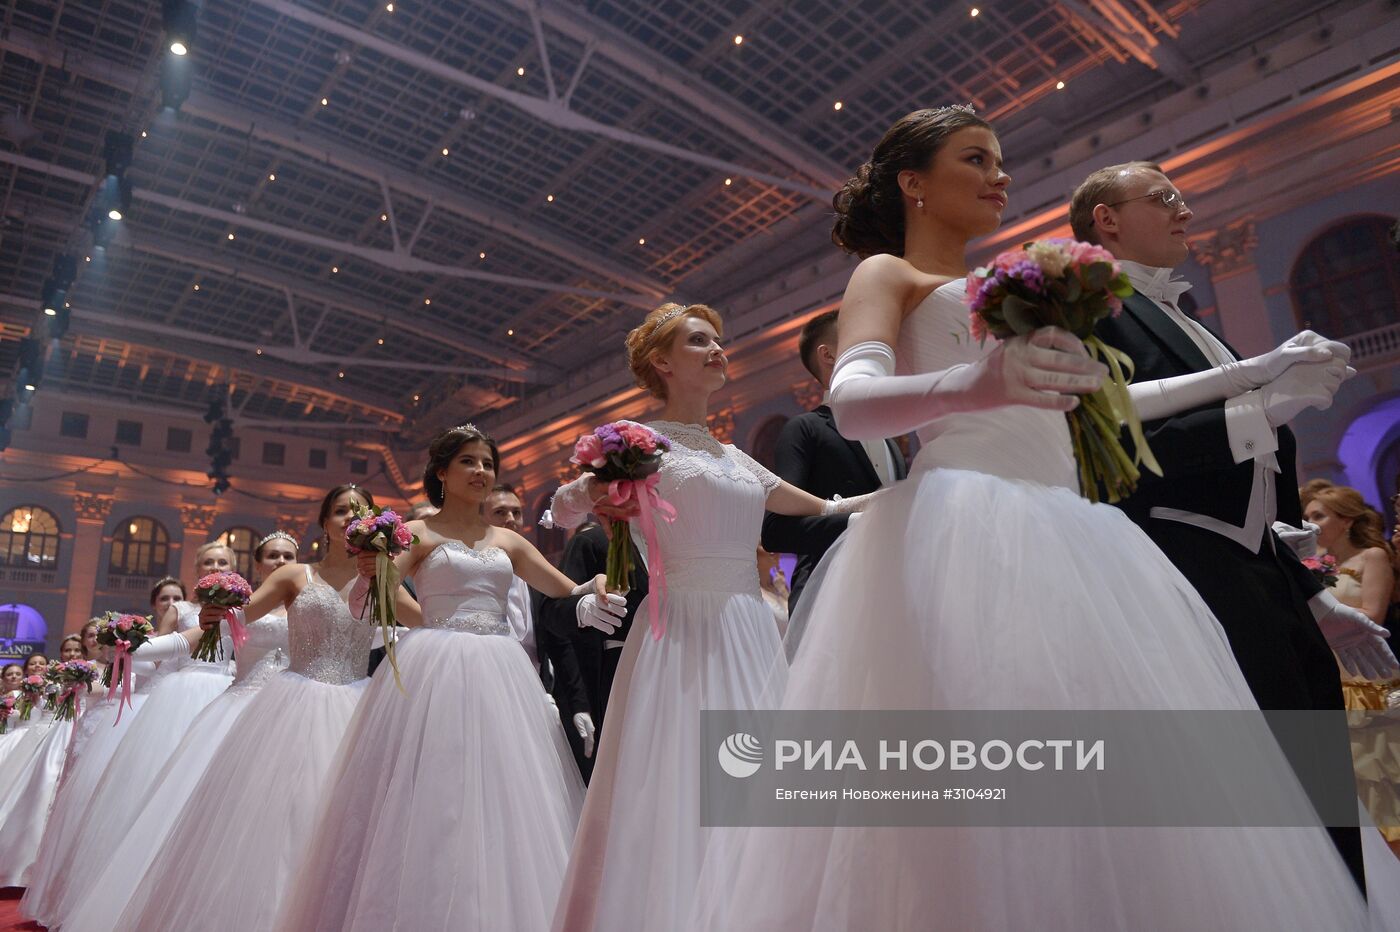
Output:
[393, 525, 414, 549]
[571, 433, 607, 468]
[117, 618, 132, 632]
[616, 423, 659, 454]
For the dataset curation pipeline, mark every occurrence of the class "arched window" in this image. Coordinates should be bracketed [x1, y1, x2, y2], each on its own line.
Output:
[109, 516, 170, 578]
[216, 526, 259, 579]
[1290, 216, 1400, 338]
[749, 415, 789, 471]
[0, 506, 60, 570]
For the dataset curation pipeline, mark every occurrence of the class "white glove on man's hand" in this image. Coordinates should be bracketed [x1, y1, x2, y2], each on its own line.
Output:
[574, 712, 597, 758]
[1262, 359, 1354, 428]
[1272, 521, 1320, 560]
[1309, 590, 1398, 679]
[573, 574, 627, 635]
[1229, 331, 1345, 391]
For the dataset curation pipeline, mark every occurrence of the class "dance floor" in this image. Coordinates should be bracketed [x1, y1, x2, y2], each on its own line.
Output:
[0, 890, 39, 931]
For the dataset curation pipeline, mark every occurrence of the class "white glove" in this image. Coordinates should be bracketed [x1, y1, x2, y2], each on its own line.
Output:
[1261, 359, 1354, 428]
[573, 575, 627, 635]
[1309, 590, 1398, 679]
[1227, 331, 1346, 390]
[821, 489, 884, 516]
[1272, 521, 1319, 560]
[829, 328, 1107, 441]
[573, 712, 597, 758]
[133, 631, 197, 662]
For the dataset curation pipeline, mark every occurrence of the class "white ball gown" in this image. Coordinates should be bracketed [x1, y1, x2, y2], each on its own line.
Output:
[111, 569, 370, 931]
[0, 696, 74, 886]
[549, 421, 786, 932]
[22, 656, 162, 923]
[51, 609, 289, 932]
[685, 281, 1368, 931]
[46, 609, 232, 905]
[0, 693, 50, 772]
[276, 541, 584, 932]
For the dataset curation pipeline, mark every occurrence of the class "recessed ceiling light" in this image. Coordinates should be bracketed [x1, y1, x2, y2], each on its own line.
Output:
[724, 177, 733, 186]
[507, 328, 514, 336]
[733, 35, 744, 45]
[970, 7, 980, 16]
[423, 298, 431, 305]
[833, 101, 843, 111]
[320, 97, 328, 106]
[337, 371, 345, 379]
[380, 213, 388, 221]
[1056, 80, 1066, 90]
[193, 284, 200, 291]
[478, 251, 486, 259]
[227, 232, 235, 240]
[517, 66, 526, 76]
[377, 337, 385, 345]
[385, 2, 394, 11]
[545, 194, 555, 202]
[140, 131, 148, 138]
[441, 147, 450, 156]
[268, 173, 276, 181]
[255, 348, 263, 355]
[331, 266, 339, 273]
[638, 237, 646, 245]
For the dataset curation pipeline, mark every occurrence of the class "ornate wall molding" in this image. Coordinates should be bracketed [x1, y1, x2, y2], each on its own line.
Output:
[791, 381, 823, 412]
[72, 492, 114, 523]
[707, 408, 736, 444]
[1191, 220, 1259, 277]
[178, 502, 220, 535]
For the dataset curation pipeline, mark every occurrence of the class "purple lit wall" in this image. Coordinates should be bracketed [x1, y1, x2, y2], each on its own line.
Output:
[1336, 395, 1400, 521]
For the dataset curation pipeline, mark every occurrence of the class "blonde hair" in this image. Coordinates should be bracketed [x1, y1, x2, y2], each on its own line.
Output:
[1069, 160, 1163, 243]
[1310, 485, 1394, 558]
[1299, 478, 1335, 512]
[195, 540, 232, 559]
[625, 303, 724, 400]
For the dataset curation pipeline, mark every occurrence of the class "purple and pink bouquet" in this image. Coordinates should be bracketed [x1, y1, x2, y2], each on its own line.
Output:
[192, 571, 253, 662]
[0, 694, 15, 735]
[47, 659, 98, 722]
[345, 505, 418, 689]
[95, 611, 155, 721]
[1301, 554, 1340, 589]
[17, 672, 46, 721]
[570, 421, 677, 638]
[967, 238, 1160, 503]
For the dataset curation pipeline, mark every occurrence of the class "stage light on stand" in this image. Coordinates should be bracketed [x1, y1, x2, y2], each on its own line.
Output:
[163, 0, 198, 56]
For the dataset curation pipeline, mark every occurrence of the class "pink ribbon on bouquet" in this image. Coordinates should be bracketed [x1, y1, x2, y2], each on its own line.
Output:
[607, 472, 677, 640]
[223, 606, 249, 655]
[107, 639, 136, 725]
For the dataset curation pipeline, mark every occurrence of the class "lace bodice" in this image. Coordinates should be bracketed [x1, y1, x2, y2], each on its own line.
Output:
[414, 541, 514, 635]
[229, 608, 289, 692]
[287, 568, 373, 685]
[898, 281, 1077, 490]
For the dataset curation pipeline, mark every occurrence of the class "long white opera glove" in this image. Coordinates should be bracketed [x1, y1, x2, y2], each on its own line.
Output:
[573, 712, 597, 758]
[548, 474, 597, 530]
[1309, 590, 1398, 679]
[828, 329, 1107, 441]
[573, 577, 627, 635]
[132, 631, 195, 662]
[822, 490, 884, 516]
[1262, 359, 1354, 428]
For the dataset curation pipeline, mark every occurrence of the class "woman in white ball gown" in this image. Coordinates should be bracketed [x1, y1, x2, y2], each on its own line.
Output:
[277, 425, 625, 932]
[49, 531, 299, 932]
[685, 107, 1369, 931]
[108, 485, 374, 932]
[545, 304, 874, 932]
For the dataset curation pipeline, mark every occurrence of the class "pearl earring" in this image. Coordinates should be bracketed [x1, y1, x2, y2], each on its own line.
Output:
[916, 198, 924, 209]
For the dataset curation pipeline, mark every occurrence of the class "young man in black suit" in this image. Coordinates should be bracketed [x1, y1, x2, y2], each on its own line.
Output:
[762, 310, 907, 612]
[1072, 161, 1396, 889]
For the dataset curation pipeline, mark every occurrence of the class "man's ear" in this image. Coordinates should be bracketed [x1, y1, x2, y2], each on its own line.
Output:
[1091, 203, 1117, 240]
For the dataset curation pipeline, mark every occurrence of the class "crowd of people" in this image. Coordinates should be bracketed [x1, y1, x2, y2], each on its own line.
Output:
[0, 105, 1396, 930]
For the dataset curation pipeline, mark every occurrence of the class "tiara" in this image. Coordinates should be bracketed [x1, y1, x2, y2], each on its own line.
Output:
[654, 305, 688, 326]
[453, 423, 480, 434]
[936, 103, 977, 114]
[257, 530, 298, 549]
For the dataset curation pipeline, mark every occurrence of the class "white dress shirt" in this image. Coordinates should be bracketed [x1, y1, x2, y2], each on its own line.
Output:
[1120, 260, 1281, 555]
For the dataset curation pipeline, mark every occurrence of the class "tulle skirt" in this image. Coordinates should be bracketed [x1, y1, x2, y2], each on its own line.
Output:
[0, 713, 51, 792]
[552, 585, 784, 932]
[55, 682, 264, 932]
[110, 669, 368, 932]
[56, 663, 231, 903]
[686, 466, 1368, 931]
[22, 691, 150, 924]
[0, 717, 74, 886]
[276, 628, 584, 932]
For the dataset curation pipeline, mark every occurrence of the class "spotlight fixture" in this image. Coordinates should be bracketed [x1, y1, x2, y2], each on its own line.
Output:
[970, 6, 980, 15]
[17, 338, 44, 394]
[160, 55, 192, 111]
[102, 131, 134, 178]
[98, 176, 132, 222]
[162, 0, 198, 56]
[516, 67, 526, 76]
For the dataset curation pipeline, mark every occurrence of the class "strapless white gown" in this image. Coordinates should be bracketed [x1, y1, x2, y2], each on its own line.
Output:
[0, 704, 71, 887]
[686, 281, 1368, 931]
[52, 609, 291, 931]
[111, 569, 371, 932]
[550, 421, 786, 932]
[276, 541, 584, 932]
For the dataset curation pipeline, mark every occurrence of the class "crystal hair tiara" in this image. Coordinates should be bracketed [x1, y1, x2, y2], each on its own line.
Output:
[257, 529, 298, 549]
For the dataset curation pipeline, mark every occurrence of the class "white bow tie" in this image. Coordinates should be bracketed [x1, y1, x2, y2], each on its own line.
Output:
[1136, 273, 1192, 307]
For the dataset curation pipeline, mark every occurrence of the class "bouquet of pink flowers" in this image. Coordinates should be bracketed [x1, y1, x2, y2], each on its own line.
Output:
[47, 659, 98, 722]
[95, 611, 155, 721]
[17, 672, 47, 721]
[345, 504, 417, 689]
[570, 421, 677, 638]
[192, 571, 253, 662]
[0, 694, 15, 735]
[1301, 554, 1340, 588]
[967, 237, 1161, 503]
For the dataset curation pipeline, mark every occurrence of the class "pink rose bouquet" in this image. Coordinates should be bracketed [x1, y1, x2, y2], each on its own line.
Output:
[569, 420, 677, 638]
[0, 694, 15, 735]
[967, 237, 1161, 503]
[95, 611, 155, 721]
[47, 659, 98, 722]
[17, 672, 46, 721]
[1301, 554, 1340, 589]
[192, 571, 253, 662]
[345, 504, 418, 689]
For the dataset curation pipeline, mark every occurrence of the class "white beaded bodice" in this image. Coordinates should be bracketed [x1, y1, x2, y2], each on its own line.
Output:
[228, 608, 289, 693]
[897, 281, 1077, 490]
[415, 541, 514, 636]
[635, 420, 779, 596]
[287, 569, 372, 685]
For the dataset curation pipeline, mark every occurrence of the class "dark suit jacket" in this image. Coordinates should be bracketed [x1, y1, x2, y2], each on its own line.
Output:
[1096, 292, 1317, 593]
[761, 405, 907, 612]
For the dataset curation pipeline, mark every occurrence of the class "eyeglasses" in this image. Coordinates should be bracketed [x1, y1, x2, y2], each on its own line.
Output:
[1106, 189, 1187, 211]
